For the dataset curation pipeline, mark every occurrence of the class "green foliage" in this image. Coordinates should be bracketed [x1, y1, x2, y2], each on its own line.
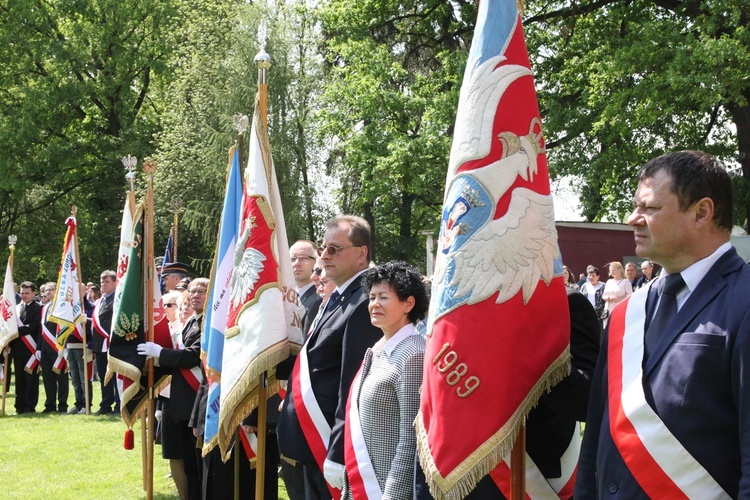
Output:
[526, 0, 749, 224]
[317, 0, 474, 264]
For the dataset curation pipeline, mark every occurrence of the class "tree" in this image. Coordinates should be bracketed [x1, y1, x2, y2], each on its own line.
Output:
[317, 0, 476, 264]
[0, 0, 180, 281]
[524, 0, 750, 225]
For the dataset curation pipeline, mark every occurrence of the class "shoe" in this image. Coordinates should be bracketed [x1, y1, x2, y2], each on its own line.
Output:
[78, 408, 87, 414]
[66, 407, 81, 415]
[95, 408, 111, 415]
[42, 408, 56, 413]
[112, 407, 120, 414]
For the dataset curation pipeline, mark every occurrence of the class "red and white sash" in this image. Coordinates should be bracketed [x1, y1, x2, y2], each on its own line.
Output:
[290, 342, 342, 500]
[22, 334, 38, 374]
[180, 366, 204, 392]
[240, 426, 259, 461]
[92, 298, 109, 352]
[607, 285, 730, 499]
[41, 304, 59, 351]
[489, 423, 579, 499]
[344, 361, 382, 500]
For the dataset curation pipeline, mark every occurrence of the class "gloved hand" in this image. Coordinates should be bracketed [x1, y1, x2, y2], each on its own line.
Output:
[62, 348, 68, 359]
[323, 458, 345, 490]
[136, 342, 163, 359]
[154, 409, 163, 422]
[35, 350, 41, 361]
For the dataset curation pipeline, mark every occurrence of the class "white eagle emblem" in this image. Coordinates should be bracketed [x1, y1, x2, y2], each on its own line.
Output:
[230, 220, 267, 308]
[431, 54, 559, 324]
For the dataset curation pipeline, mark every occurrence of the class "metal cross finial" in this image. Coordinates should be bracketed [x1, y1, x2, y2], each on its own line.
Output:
[170, 197, 183, 215]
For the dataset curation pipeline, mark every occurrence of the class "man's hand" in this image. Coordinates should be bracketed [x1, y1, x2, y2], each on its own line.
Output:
[35, 350, 41, 361]
[323, 458, 345, 489]
[136, 342, 163, 359]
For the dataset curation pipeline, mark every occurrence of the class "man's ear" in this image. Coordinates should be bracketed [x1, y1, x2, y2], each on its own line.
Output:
[693, 197, 714, 228]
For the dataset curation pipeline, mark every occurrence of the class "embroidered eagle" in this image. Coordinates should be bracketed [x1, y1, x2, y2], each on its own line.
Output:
[230, 220, 267, 309]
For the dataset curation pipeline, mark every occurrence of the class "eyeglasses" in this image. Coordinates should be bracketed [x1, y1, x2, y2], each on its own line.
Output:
[188, 289, 207, 295]
[165, 303, 177, 308]
[312, 268, 323, 276]
[316, 244, 362, 256]
[291, 256, 316, 263]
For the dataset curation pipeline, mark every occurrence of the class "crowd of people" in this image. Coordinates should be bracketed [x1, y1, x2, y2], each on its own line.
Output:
[3, 149, 749, 499]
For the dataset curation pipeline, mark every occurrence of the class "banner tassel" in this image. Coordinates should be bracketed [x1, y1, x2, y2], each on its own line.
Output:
[124, 428, 135, 450]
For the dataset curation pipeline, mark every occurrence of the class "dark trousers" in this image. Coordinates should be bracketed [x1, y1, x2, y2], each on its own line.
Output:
[281, 458, 306, 500]
[174, 418, 202, 500]
[303, 462, 332, 500]
[94, 351, 118, 411]
[40, 349, 68, 411]
[11, 353, 38, 413]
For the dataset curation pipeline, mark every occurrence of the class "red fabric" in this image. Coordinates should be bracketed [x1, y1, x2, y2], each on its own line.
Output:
[290, 354, 341, 500]
[607, 298, 688, 499]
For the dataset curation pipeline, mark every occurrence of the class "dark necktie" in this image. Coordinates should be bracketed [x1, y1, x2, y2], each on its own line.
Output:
[644, 273, 685, 358]
[324, 291, 340, 313]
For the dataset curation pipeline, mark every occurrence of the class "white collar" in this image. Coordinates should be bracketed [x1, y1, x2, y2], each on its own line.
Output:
[379, 323, 417, 357]
[297, 282, 315, 296]
[659, 241, 732, 294]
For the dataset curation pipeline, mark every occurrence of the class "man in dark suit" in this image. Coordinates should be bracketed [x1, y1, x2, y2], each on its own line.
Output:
[576, 151, 750, 498]
[291, 240, 323, 335]
[139, 277, 207, 500]
[634, 259, 656, 289]
[414, 287, 601, 499]
[277, 215, 382, 499]
[38, 282, 69, 413]
[92, 270, 119, 415]
[9, 281, 42, 414]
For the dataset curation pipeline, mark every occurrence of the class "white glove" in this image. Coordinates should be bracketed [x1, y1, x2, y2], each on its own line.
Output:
[155, 409, 163, 422]
[62, 348, 69, 359]
[323, 458, 345, 490]
[35, 350, 41, 361]
[136, 342, 163, 359]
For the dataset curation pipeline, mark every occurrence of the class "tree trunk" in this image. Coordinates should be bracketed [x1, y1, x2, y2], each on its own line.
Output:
[727, 93, 750, 232]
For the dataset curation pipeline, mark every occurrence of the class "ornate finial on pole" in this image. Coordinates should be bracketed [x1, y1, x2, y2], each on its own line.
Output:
[143, 158, 158, 174]
[234, 114, 249, 136]
[71, 205, 78, 217]
[254, 20, 272, 85]
[122, 155, 137, 191]
[8, 235, 16, 250]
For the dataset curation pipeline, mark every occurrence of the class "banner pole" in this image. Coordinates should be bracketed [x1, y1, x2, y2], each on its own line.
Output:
[510, 424, 526, 500]
[68, 206, 91, 416]
[144, 158, 158, 500]
[252, 21, 272, 500]
[1, 237, 14, 416]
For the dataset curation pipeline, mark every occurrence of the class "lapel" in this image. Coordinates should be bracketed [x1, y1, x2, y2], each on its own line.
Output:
[309, 274, 364, 341]
[644, 248, 743, 377]
[300, 286, 317, 310]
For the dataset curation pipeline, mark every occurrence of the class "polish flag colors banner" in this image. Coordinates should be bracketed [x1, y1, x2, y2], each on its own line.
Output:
[0, 252, 19, 352]
[415, 1, 571, 498]
[217, 94, 305, 456]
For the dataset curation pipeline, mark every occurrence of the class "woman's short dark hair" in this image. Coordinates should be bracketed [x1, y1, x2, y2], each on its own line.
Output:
[362, 261, 429, 324]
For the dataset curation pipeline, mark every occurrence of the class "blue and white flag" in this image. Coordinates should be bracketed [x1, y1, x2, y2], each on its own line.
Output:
[201, 144, 243, 455]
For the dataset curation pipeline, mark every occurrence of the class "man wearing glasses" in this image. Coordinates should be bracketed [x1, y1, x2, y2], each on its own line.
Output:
[290, 240, 323, 334]
[278, 215, 382, 499]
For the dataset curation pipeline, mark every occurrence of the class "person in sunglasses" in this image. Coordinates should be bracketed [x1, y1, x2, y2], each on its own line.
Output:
[278, 215, 382, 499]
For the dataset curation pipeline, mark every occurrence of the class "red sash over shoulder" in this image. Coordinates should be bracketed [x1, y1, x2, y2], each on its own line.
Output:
[291, 342, 342, 500]
[607, 285, 730, 499]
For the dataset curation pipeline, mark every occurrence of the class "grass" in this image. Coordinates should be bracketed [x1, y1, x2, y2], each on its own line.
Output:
[0, 376, 290, 499]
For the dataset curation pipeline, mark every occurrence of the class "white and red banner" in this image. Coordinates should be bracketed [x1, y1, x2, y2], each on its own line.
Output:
[49, 217, 85, 348]
[415, 1, 570, 497]
[217, 95, 305, 456]
[0, 252, 20, 352]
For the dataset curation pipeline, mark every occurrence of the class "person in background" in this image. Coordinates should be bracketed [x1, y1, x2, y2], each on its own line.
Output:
[635, 259, 656, 289]
[342, 261, 428, 499]
[92, 270, 119, 415]
[39, 282, 69, 413]
[625, 261, 639, 289]
[580, 266, 606, 334]
[10, 282, 42, 414]
[563, 265, 578, 291]
[601, 261, 633, 327]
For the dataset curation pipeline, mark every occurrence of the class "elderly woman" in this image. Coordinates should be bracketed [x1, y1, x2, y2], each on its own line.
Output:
[602, 261, 633, 326]
[342, 261, 429, 499]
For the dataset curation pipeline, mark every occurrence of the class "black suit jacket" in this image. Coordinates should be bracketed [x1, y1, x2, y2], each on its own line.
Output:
[91, 293, 114, 353]
[159, 314, 203, 421]
[299, 284, 322, 335]
[277, 273, 382, 465]
[10, 300, 42, 358]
